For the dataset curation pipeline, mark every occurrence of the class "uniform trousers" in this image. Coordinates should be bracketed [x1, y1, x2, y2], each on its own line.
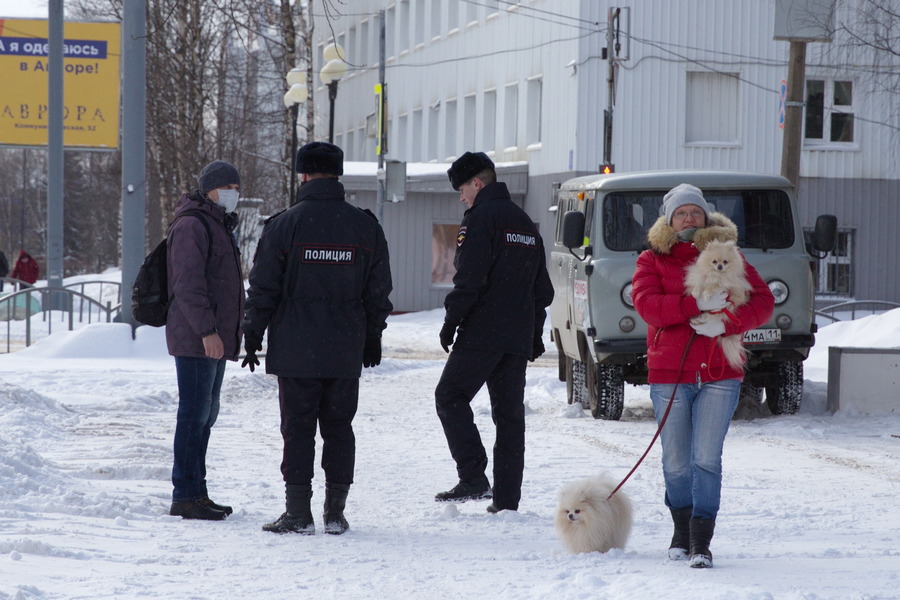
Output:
[277, 376, 359, 486]
[435, 348, 528, 510]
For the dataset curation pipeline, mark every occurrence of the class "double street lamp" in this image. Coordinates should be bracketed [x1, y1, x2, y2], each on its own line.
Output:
[319, 43, 347, 144]
[283, 67, 308, 204]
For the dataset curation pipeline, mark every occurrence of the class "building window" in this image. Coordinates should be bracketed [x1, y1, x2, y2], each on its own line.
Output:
[360, 20, 370, 65]
[526, 76, 542, 146]
[808, 228, 853, 296]
[399, 1, 410, 53]
[415, 0, 426, 46]
[346, 129, 355, 161]
[412, 108, 423, 161]
[463, 94, 476, 151]
[396, 113, 408, 161]
[503, 82, 518, 150]
[385, 7, 395, 58]
[432, 223, 458, 285]
[685, 70, 738, 144]
[428, 103, 440, 161]
[805, 78, 854, 144]
[483, 89, 496, 152]
[430, 0, 441, 39]
[466, 1, 478, 24]
[445, 99, 457, 158]
[448, 0, 459, 31]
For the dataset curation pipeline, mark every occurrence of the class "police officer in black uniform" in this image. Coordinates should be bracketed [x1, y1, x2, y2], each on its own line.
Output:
[434, 151, 554, 513]
[242, 142, 393, 535]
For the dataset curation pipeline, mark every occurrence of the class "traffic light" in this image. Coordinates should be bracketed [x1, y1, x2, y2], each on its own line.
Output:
[599, 163, 615, 174]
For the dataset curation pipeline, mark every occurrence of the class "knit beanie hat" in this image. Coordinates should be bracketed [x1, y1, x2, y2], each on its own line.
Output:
[198, 160, 240, 195]
[295, 141, 344, 176]
[447, 151, 495, 191]
[662, 183, 710, 225]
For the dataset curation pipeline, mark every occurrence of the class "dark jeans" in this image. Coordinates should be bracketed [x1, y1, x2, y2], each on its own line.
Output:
[172, 356, 226, 501]
[434, 348, 528, 510]
[277, 377, 359, 486]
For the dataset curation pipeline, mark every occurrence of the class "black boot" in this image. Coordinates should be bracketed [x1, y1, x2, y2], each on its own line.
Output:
[263, 484, 315, 534]
[434, 475, 492, 503]
[169, 498, 227, 521]
[668, 507, 692, 560]
[689, 517, 716, 568]
[323, 483, 350, 535]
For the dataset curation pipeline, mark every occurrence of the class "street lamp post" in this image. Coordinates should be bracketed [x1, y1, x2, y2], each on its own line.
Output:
[319, 43, 347, 144]
[283, 68, 308, 205]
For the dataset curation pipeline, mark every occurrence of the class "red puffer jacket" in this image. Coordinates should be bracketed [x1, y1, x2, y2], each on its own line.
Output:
[632, 213, 774, 384]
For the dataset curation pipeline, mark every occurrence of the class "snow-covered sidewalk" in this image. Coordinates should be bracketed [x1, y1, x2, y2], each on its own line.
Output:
[1, 310, 898, 599]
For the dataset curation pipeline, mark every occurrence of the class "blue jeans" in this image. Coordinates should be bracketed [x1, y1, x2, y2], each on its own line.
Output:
[650, 379, 740, 520]
[172, 356, 226, 501]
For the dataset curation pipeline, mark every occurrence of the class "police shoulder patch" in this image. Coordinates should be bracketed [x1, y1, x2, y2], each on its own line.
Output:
[456, 226, 467, 247]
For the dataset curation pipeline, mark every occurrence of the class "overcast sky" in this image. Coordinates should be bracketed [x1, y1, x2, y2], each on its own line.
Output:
[0, 1, 46, 19]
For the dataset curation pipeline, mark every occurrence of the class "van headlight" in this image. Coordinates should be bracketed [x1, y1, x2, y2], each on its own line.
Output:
[621, 283, 634, 307]
[768, 280, 789, 305]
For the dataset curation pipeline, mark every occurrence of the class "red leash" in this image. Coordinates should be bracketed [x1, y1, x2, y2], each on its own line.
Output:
[607, 332, 696, 500]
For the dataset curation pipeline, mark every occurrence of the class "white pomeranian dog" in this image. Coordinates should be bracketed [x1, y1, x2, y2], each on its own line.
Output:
[685, 239, 753, 370]
[554, 475, 633, 554]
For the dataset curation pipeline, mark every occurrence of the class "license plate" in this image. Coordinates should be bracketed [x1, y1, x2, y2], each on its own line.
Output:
[742, 329, 782, 344]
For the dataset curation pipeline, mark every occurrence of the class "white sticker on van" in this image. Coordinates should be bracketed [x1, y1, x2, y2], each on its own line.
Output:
[574, 279, 588, 301]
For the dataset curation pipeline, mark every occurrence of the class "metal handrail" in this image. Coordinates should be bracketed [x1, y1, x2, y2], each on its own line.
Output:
[1, 286, 122, 353]
[815, 300, 900, 324]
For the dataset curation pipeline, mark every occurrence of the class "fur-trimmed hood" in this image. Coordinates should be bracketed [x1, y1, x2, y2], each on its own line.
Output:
[646, 212, 738, 255]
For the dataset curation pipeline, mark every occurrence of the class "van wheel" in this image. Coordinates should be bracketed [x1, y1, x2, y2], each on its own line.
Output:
[566, 357, 590, 409]
[765, 362, 803, 415]
[587, 363, 624, 420]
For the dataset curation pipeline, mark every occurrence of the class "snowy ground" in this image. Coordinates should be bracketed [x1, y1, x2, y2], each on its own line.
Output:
[1, 300, 899, 599]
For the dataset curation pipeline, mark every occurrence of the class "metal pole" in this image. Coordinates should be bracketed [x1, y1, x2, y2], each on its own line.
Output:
[118, 0, 147, 326]
[781, 40, 807, 188]
[603, 7, 619, 167]
[289, 103, 298, 206]
[376, 9, 386, 224]
[327, 80, 338, 144]
[20, 149, 26, 251]
[47, 0, 64, 299]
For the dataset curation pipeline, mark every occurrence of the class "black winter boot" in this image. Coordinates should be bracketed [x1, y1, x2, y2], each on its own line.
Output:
[263, 484, 315, 534]
[323, 483, 350, 535]
[688, 517, 716, 568]
[668, 507, 692, 560]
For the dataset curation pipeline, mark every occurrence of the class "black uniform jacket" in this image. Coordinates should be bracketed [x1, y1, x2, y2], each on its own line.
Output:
[242, 178, 393, 378]
[445, 182, 554, 357]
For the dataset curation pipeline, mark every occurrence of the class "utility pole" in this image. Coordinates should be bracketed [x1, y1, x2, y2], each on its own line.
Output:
[602, 7, 619, 169]
[118, 0, 147, 326]
[780, 41, 807, 187]
[774, 0, 836, 188]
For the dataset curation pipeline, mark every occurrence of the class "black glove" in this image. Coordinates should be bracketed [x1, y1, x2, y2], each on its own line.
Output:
[363, 336, 382, 368]
[241, 337, 262, 372]
[440, 322, 457, 353]
[531, 337, 545, 362]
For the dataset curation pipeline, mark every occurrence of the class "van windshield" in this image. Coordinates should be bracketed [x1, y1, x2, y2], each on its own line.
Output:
[603, 189, 795, 251]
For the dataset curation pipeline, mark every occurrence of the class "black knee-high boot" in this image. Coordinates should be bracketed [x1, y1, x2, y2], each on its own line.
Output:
[263, 484, 315, 534]
[689, 517, 716, 568]
[324, 483, 350, 535]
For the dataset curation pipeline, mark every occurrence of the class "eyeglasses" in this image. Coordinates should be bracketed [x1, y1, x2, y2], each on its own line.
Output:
[672, 210, 705, 220]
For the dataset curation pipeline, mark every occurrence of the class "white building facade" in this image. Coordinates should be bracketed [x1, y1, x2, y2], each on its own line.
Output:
[311, 1, 900, 310]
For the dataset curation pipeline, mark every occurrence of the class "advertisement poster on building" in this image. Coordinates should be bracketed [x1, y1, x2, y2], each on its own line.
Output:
[0, 18, 120, 148]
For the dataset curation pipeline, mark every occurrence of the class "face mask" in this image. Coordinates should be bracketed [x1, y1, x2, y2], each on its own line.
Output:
[677, 227, 698, 242]
[216, 188, 240, 213]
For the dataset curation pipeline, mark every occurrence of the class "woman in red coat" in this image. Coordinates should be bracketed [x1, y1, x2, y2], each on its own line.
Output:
[632, 183, 774, 569]
[11, 250, 39, 287]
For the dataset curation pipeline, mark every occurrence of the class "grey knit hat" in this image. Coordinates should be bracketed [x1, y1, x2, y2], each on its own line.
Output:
[662, 183, 710, 225]
[198, 160, 240, 195]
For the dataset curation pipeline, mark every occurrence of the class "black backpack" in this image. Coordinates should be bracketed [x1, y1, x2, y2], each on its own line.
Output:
[132, 210, 213, 327]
